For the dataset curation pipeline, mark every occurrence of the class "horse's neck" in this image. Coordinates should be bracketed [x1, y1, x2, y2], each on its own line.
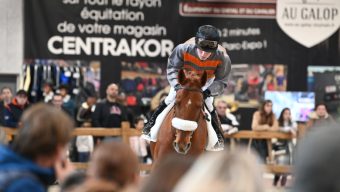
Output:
[165, 107, 175, 122]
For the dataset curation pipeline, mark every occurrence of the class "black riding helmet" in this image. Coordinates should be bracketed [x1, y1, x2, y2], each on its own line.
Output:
[195, 25, 220, 52]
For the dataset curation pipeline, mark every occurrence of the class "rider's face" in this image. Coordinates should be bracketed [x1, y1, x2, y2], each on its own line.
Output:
[197, 48, 212, 60]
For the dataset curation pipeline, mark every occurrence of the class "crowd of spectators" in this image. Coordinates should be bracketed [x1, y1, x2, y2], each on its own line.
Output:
[0, 84, 339, 191]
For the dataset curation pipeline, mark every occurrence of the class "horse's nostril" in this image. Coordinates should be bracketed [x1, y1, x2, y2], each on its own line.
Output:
[173, 142, 178, 148]
[187, 142, 191, 149]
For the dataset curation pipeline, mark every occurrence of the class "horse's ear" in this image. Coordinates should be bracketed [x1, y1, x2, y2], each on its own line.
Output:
[178, 69, 186, 85]
[201, 71, 207, 87]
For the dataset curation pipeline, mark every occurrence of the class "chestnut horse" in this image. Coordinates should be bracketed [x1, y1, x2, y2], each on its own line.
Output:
[150, 69, 208, 162]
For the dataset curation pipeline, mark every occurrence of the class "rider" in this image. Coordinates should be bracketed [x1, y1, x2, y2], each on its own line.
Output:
[142, 25, 231, 150]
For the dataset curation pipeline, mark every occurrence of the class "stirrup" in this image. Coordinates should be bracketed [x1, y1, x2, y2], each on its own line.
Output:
[208, 137, 224, 151]
[211, 143, 224, 151]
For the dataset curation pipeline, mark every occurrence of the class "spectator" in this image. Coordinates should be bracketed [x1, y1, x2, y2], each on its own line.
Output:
[252, 100, 279, 131]
[3, 90, 30, 128]
[0, 87, 13, 126]
[92, 83, 128, 142]
[306, 103, 335, 130]
[140, 154, 195, 192]
[149, 86, 170, 112]
[58, 85, 75, 118]
[173, 148, 264, 192]
[0, 87, 13, 106]
[51, 93, 74, 119]
[129, 117, 148, 163]
[52, 94, 78, 162]
[277, 108, 297, 135]
[71, 141, 139, 192]
[146, 92, 169, 124]
[76, 95, 97, 127]
[291, 124, 340, 192]
[51, 94, 63, 110]
[74, 95, 96, 163]
[0, 103, 75, 192]
[75, 126, 94, 163]
[273, 107, 297, 187]
[215, 100, 239, 135]
[251, 100, 278, 161]
[51, 93, 78, 162]
[42, 82, 54, 103]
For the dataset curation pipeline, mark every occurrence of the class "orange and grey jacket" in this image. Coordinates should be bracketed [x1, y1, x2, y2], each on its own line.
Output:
[167, 38, 231, 96]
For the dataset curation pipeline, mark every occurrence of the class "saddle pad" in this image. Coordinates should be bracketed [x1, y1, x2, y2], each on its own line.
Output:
[143, 101, 218, 151]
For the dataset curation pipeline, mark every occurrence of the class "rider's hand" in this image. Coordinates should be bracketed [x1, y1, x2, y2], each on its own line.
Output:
[174, 84, 182, 92]
[203, 89, 211, 99]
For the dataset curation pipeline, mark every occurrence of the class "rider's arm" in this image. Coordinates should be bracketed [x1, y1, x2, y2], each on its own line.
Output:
[206, 48, 231, 96]
[166, 44, 185, 87]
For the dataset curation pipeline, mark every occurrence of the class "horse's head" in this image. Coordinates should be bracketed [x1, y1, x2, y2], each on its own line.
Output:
[172, 69, 207, 155]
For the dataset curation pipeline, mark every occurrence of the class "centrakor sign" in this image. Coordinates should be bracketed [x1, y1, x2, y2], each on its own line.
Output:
[276, 0, 340, 48]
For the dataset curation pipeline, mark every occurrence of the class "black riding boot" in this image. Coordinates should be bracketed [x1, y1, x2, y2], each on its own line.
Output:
[210, 110, 225, 150]
[142, 101, 168, 136]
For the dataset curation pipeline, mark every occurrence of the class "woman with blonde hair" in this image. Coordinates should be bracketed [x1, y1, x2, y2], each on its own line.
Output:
[173, 148, 265, 192]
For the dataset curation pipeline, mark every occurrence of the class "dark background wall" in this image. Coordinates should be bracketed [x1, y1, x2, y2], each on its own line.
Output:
[24, 0, 340, 96]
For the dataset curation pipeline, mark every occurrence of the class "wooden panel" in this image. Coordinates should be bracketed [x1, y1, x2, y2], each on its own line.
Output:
[3, 123, 294, 174]
[2, 122, 142, 138]
[72, 162, 88, 170]
[72, 162, 290, 174]
[2, 127, 17, 136]
[264, 165, 292, 174]
[72, 128, 122, 136]
[72, 162, 153, 171]
[224, 131, 294, 139]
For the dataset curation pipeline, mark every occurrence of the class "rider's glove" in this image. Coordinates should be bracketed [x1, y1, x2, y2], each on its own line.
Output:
[203, 89, 211, 99]
[174, 84, 182, 92]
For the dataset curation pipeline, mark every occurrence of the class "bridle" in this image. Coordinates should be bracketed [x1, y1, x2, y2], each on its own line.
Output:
[173, 86, 206, 128]
[171, 86, 207, 154]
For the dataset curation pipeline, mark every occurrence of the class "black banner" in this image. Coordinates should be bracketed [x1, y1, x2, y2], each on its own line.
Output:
[24, 0, 340, 95]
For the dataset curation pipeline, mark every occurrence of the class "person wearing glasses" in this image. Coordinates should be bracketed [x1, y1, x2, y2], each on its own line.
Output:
[142, 25, 231, 150]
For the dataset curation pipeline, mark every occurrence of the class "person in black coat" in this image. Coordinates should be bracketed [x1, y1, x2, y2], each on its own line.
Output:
[3, 90, 30, 128]
[92, 83, 128, 128]
[0, 87, 13, 126]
